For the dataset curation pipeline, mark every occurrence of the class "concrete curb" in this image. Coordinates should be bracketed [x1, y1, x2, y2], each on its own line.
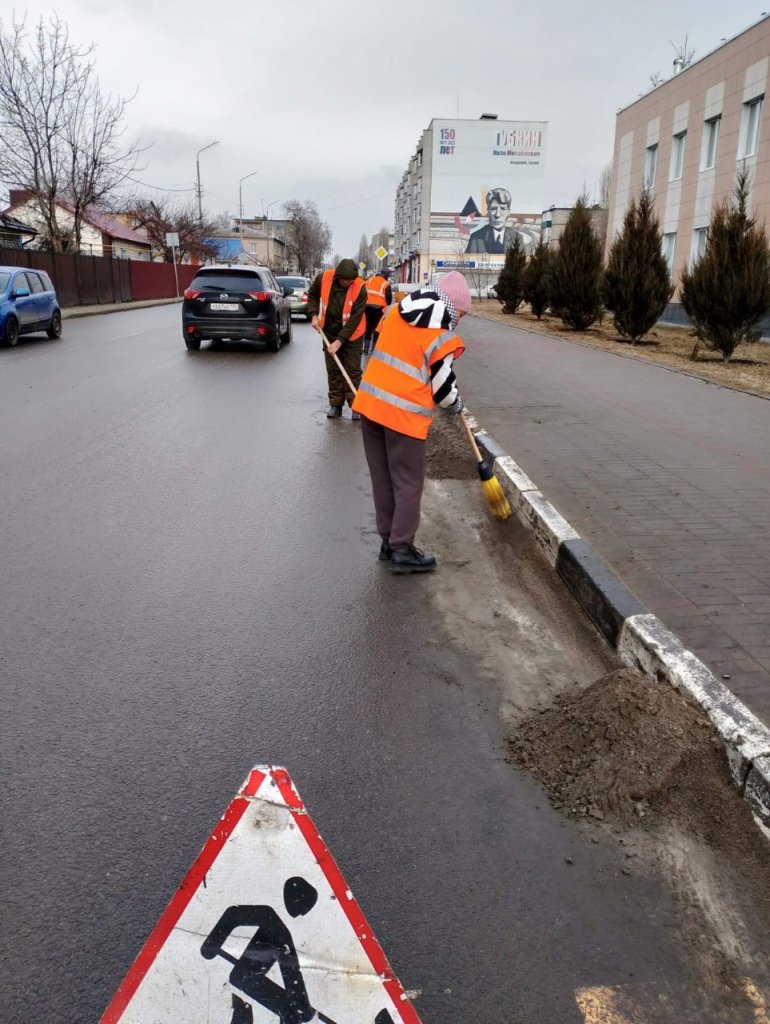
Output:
[466, 405, 770, 832]
[63, 298, 181, 320]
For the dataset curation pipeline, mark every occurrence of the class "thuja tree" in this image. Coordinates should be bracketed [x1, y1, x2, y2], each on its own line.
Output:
[495, 233, 527, 313]
[605, 189, 673, 342]
[681, 170, 770, 362]
[523, 237, 552, 318]
[550, 196, 604, 330]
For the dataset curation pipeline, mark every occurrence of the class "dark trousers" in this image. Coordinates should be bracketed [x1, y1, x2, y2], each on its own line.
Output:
[363, 306, 384, 349]
[361, 416, 426, 548]
[324, 339, 363, 407]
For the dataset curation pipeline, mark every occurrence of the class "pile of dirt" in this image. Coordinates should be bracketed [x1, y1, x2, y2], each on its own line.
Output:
[508, 668, 764, 860]
[426, 413, 478, 480]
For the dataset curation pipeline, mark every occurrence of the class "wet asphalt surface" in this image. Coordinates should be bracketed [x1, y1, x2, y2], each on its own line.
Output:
[0, 305, 759, 1024]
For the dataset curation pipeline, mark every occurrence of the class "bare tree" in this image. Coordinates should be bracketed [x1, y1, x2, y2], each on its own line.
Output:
[283, 200, 332, 275]
[594, 161, 613, 251]
[0, 14, 140, 253]
[123, 197, 219, 263]
[356, 232, 370, 271]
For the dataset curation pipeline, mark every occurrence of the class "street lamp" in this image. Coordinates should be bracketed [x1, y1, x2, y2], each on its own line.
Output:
[260, 199, 282, 265]
[196, 141, 219, 224]
[239, 170, 259, 245]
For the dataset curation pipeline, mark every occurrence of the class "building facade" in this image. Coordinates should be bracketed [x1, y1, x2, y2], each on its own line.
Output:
[607, 16, 769, 311]
[394, 115, 547, 286]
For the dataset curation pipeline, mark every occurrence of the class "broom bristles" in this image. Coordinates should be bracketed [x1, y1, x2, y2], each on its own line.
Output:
[481, 475, 512, 520]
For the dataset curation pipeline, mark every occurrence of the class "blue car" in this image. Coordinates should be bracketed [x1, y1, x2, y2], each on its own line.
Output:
[0, 266, 62, 347]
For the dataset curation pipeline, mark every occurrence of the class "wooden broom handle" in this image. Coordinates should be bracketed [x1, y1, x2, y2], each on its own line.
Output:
[461, 412, 483, 461]
[318, 326, 358, 396]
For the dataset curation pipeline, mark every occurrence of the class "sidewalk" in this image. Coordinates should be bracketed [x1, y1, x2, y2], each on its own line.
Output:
[460, 314, 770, 725]
[62, 297, 180, 319]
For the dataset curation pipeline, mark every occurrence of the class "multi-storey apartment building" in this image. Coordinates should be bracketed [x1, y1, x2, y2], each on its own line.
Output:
[394, 115, 547, 286]
[607, 16, 769, 318]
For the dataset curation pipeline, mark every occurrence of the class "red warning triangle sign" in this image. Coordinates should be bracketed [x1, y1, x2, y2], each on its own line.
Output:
[101, 766, 422, 1024]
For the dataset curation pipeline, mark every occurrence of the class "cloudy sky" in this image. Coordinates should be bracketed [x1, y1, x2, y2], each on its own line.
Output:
[2, 0, 766, 255]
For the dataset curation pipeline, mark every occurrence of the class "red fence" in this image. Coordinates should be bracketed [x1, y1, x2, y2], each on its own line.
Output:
[0, 244, 197, 307]
[130, 261, 197, 301]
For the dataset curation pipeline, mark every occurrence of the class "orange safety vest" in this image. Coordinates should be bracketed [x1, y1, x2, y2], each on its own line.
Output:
[318, 269, 366, 340]
[352, 309, 464, 440]
[365, 274, 388, 307]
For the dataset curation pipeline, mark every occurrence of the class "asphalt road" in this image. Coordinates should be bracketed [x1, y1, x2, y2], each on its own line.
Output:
[1, 306, 767, 1024]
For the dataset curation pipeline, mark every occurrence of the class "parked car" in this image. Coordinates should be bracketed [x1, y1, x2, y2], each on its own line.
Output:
[275, 276, 311, 319]
[181, 265, 292, 351]
[0, 266, 62, 347]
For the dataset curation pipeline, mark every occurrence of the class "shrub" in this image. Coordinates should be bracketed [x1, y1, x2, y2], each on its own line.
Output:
[550, 196, 604, 330]
[522, 238, 552, 319]
[680, 170, 770, 362]
[495, 233, 527, 313]
[605, 189, 673, 343]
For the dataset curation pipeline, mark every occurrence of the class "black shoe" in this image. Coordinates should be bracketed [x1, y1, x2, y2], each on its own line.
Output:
[391, 545, 437, 573]
[351, 410, 361, 421]
[326, 405, 342, 418]
[379, 540, 393, 561]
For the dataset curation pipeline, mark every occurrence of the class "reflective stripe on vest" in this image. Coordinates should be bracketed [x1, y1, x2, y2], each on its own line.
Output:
[366, 275, 388, 306]
[369, 348, 430, 384]
[319, 269, 366, 340]
[358, 381, 434, 417]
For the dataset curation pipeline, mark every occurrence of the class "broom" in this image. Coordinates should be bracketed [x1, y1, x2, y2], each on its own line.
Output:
[460, 412, 512, 521]
[318, 326, 359, 397]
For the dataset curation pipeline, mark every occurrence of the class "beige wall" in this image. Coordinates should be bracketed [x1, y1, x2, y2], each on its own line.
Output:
[607, 17, 770, 295]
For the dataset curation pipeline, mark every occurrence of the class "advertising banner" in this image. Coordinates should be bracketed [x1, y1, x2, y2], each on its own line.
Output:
[430, 119, 547, 261]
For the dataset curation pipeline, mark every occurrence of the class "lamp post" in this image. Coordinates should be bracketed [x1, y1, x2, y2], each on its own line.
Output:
[196, 141, 219, 224]
[261, 199, 281, 265]
[239, 171, 259, 254]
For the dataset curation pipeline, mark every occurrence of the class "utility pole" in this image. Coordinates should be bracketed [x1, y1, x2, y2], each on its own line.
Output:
[196, 141, 219, 224]
[239, 170, 259, 253]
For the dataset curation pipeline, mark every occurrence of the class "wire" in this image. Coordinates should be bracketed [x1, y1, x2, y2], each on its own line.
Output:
[124, 175, 196, 193]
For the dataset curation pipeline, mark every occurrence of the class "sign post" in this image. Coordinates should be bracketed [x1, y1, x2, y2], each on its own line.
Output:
[165, 232, 181, 298]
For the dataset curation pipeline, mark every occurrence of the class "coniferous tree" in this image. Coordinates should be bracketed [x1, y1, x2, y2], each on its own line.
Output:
[495, 234, 527, 313]
[550, 196, 604, 330]
[680, 170, 770, 362]
[522, 238, 553, 319]
[605, 189, 673, 343]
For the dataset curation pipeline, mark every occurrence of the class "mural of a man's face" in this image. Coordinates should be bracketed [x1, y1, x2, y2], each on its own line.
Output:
[487, 200, 510, 231]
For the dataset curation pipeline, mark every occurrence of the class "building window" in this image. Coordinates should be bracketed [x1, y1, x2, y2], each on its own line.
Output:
[249, 243, 257, 254]
[669, 131, 686, 181]
[700, 116, 720, 171]
[643, 144, 658, 188]
[691, 228, 708, 262]
[661, 232, 677, 274]
[738, 96, 763, 159]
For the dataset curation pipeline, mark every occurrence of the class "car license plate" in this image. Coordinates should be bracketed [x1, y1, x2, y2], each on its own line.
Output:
[210, 302, 239, 311]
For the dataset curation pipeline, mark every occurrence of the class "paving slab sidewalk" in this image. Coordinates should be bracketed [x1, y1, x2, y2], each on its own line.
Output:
[62, 297, 180, 319]
[460, 313, 770, 726]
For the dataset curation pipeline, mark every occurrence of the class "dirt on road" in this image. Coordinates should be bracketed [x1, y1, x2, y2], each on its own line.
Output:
[426, 411, 478, 480]
[509, 667, 770, 1016]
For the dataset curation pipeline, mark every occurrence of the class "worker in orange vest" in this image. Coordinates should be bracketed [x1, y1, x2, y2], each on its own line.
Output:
[352, 271, 471, 573]
[307, 259, 368, 419]
[362, 268, 393, 355]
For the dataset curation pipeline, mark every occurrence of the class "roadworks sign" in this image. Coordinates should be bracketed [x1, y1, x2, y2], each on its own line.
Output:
[101, 766, 421, 1024]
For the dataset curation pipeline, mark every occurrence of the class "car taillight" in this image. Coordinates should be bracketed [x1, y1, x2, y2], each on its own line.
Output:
[248, 291, 272, 302]
[184, 289, 201, 300]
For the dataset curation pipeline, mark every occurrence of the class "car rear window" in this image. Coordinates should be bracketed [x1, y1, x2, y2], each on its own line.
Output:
[278, 277, 309, 289]
[190, 270, 265, 291]
[0, 272, 9, 292]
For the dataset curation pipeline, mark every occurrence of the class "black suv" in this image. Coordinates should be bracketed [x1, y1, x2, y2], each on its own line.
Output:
[182, 265, 292, 351]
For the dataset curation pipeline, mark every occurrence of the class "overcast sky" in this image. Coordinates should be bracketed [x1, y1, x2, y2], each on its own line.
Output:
[3, 0, 767, 255]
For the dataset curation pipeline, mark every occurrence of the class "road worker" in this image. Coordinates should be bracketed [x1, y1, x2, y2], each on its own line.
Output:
[352, 271, 471, 573]
[308, 259, 367, 419]
[362, 268, 393, 355]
